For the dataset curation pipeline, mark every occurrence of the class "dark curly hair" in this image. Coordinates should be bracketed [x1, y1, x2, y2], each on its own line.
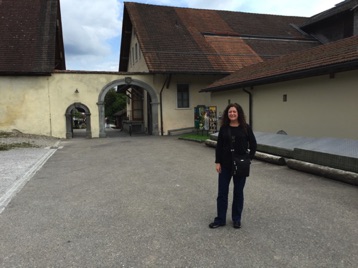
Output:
[221, 103, 248, 130]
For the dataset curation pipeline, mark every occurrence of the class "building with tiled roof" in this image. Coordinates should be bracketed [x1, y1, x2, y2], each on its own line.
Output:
[0, 0, 356, 140]
[118, 1, 357, 139]
[201, 36, 358, 92]
[119, 2, 319, 74]
[0, 0, 66, 75]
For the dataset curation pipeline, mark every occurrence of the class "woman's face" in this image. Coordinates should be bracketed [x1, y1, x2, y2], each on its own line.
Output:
[228, 107, 239, 122]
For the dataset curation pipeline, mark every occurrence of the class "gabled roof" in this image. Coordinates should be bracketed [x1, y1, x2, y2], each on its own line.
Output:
[119, 2, 319, 74]
[200, 36, 358, 92]
[301, 0, 358, 28]
[0, 0, 66, 75]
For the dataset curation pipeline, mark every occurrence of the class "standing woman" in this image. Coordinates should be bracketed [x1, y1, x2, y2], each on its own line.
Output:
[209, 103, 257, 229]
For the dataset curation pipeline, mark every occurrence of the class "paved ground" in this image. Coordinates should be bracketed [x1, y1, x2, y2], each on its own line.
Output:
[0, 133, 357, 267]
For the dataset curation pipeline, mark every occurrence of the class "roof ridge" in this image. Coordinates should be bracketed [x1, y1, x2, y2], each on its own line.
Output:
[124, 1, 308, 18]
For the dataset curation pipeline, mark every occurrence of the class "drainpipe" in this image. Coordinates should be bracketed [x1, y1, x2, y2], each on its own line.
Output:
[160, 74, 172, 136]
[243, 87, 253, 127]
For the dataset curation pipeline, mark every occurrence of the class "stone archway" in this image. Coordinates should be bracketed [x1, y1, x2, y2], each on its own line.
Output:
[98, 78, 159, 138]
[65, 102, 92, 139]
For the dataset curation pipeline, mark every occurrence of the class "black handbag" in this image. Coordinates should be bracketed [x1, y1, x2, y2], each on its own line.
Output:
[229, 128, 251, 177]
[232, 154, 251, 177]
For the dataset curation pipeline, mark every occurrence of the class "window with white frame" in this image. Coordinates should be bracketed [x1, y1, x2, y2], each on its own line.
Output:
[177, 84, 189, 108]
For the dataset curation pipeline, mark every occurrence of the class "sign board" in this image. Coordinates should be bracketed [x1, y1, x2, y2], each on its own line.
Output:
[194, 105, 217, 133]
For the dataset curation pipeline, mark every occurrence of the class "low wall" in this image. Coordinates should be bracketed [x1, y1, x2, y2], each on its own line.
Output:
[206, 132, 358, 185]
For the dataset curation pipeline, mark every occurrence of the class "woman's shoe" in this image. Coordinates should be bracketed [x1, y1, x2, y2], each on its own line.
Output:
[209, 222, 225, 228]
[233, 221, 241, 229]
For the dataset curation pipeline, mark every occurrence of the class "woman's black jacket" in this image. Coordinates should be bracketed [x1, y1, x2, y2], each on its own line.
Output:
[215, 124, 257, 169]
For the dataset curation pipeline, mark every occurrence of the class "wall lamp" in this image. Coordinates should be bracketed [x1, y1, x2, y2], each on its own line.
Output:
[75, 89, 79, 94]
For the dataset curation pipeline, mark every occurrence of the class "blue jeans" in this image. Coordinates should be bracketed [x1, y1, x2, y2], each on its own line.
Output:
[214, 167, 247, 224]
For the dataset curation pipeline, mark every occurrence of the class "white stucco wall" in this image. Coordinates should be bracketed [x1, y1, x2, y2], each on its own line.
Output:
[2, 70, 355, 140]
[159, 74, 219, 134]
[0, 72, 161, 138]
[127, 31, 149, 72]
[211, 70, 358, 140]
[0, 72, 220, 138]
[207, 90, 251, 126]
[0, 76, 52, 135]
[48, 73, 105, 138]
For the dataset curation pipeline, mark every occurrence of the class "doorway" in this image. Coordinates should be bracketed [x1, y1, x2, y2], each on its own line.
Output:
[98, 78, 159, 138]
[65, 103, 92, 138]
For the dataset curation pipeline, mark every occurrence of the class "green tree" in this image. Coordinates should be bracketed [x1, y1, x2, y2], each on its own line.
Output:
[104, 88, 127, 120]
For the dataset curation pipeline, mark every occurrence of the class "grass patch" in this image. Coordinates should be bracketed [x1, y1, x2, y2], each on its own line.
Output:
[0, 142, 39, 151]
[178, 132, 211, 143]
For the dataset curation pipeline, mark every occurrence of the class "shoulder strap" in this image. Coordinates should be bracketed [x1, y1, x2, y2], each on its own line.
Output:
[228, 127, 234, 150]
[229, 126, 248, 154]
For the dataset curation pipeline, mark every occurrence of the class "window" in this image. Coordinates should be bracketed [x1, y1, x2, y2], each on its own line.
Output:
[177, 84, 189, 108]
[131, 47, 134, 65]
[131, 87, 143, 121]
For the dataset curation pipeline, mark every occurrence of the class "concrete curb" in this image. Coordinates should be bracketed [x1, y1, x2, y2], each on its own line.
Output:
[255, 152, 286, 166]
[286, 159, 358, 186]
[204, 138, 216, 148]
[204, 138, 357, 186]
[206, 139, 286, 166]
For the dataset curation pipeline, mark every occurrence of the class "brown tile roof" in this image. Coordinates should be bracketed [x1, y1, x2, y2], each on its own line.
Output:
[201, 36, 358, 92]
[0, 0, 66, 75]
[120, 3, 319, 74]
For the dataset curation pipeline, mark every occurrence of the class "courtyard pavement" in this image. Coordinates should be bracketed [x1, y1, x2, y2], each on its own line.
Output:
[0, 133, 357, 267]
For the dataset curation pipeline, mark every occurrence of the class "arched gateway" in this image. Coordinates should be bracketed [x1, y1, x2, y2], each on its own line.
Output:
[65, 102, 92, 139]
[97, 78, 160, 137]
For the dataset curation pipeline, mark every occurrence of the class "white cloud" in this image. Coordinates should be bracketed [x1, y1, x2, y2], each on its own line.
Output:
[61, 0, 121, 71]
[60, 0, 342, 71]
[186, 0, 245, 11]
[185, 0, 339, 16]
[239, 0, 339, 16]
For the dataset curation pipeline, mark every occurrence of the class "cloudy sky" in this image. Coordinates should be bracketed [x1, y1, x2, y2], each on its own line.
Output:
[60, 0, 341, 71]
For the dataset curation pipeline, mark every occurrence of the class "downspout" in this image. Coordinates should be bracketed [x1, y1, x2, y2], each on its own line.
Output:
[243, 88, 253, 127]
[160, 74, 172, 136]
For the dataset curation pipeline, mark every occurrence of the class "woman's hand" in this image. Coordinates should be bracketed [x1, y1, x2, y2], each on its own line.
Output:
[216, 163, 222, 173]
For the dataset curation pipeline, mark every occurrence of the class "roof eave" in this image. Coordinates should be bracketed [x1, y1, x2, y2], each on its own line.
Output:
[148, 70, 231, 75]
[200, 60, 358, 92]
[119, 4, 133, 71]
[0, 71, 52, 76]
[56, 0, 66, 70]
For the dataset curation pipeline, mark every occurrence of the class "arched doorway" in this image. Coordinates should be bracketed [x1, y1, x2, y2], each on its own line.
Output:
[65, 102, 92, 138]
[98, 78, 159, 138]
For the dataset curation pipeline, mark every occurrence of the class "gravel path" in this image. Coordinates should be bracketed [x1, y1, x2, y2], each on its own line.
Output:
[0, 131, 61, 213]
[0, 130, 60, 149]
